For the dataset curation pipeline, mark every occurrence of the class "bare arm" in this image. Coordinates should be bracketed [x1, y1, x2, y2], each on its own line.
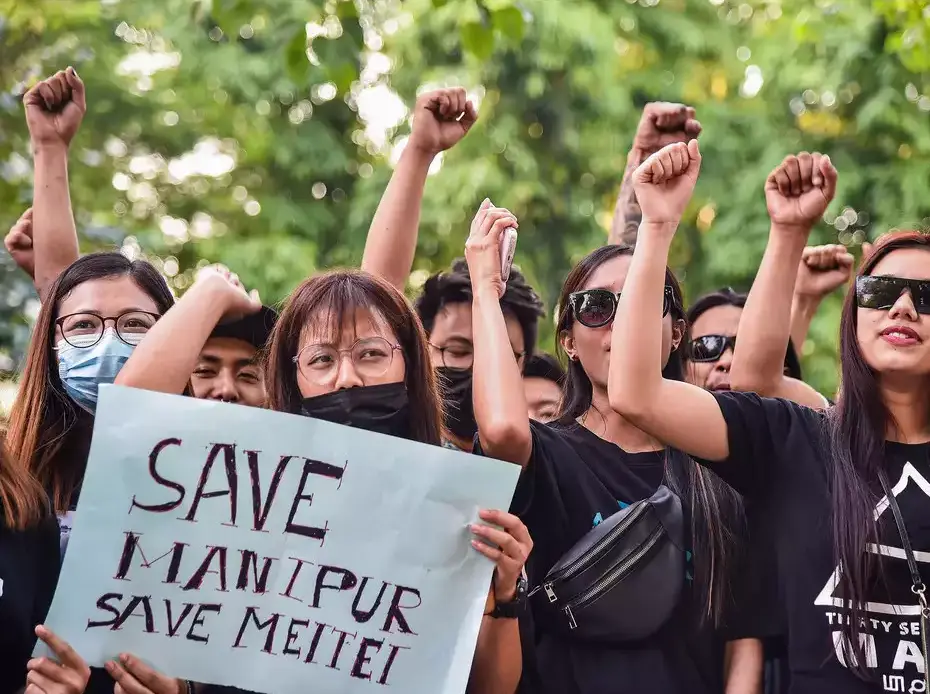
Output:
[24, 69, 87, 300]
[607, 103, 702, 247]
[729, 154, 838, 409]
[608, 142, 731, 462]
[607, 151, 643, 246]
[361, 147, 435, 290]
[789, 293, 819, 351]
[361, 88, 477, 291]
[724, 639, 764, 694]
[466, 202, 532, 466]
[468, 614, 521, 694]
[115, 270, 260, 394]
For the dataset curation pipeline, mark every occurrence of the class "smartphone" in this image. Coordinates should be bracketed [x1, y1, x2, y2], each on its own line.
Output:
[500, 227, 518, 283]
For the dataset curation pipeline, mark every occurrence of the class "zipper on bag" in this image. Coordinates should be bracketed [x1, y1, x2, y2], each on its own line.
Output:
[564, 525, 665, 630]
[546, 502, 649, 585]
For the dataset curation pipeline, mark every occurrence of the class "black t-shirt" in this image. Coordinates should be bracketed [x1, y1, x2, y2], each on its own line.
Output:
[0, 512, 61, 694]
[704, 390, 930, 694]
[494, 419, 724, 694]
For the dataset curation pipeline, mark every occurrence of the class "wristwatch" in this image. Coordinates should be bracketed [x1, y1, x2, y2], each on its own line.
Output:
[488, 574, 528, 619]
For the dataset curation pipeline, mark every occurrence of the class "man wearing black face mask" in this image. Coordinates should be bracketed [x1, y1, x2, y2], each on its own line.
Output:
[416, 259, 545, 451]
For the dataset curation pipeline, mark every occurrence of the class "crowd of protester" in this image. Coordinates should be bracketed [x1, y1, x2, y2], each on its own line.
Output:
[0, 65, 927, 694]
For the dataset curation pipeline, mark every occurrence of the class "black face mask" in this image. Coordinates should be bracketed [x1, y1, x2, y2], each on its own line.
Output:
[437, 367, 477, 442]
[299, 382, 412, 440]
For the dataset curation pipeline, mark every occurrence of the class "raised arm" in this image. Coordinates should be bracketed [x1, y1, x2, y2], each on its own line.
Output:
[465, 200, 531, 467]
[115, 267, 261, 394]
[608, 141, 730, 462]
[23, 68, 85, 301]
[729, 154, 840, 409]
[790, 243, 853, 350]
[608, 103, 701, 247]
[361, 88, 477, 291]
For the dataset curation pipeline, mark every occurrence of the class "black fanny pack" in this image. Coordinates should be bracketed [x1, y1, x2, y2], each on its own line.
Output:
[528, 485, 685, 643]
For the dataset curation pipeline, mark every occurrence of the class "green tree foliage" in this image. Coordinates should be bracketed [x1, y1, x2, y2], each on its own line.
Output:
[1, 0, 929, 395]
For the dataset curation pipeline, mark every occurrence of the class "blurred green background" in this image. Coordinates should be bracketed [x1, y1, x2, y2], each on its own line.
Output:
[2, 0, 930, 401]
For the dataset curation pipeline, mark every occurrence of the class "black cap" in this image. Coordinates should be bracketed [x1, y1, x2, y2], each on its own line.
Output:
[209, 306, 278, 350]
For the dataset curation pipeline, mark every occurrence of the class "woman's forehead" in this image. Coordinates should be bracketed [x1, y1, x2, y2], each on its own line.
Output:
[298, 306, 397, 346]
[870, 247, 930, 281]
[57, 277, 159, 317]
[581, 255, 632, 293]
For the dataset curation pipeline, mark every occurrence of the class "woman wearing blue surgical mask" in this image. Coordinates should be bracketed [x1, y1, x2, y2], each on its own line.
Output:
[117, 266, 532, 694]
[6, 251, 178, 694]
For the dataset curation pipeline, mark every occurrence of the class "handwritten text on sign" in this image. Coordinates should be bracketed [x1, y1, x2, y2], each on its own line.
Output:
[41, 386, 519, 694]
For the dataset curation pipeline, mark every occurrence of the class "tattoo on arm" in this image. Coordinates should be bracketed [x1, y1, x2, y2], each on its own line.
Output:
[608, 151, 643, 247]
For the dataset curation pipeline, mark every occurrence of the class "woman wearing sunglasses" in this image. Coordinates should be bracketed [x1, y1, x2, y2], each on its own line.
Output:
[467, 201, 743, 693]
[611, 140, 930, 693]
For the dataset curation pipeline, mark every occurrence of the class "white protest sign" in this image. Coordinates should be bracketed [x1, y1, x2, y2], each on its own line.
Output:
[41, 386, 520, 694]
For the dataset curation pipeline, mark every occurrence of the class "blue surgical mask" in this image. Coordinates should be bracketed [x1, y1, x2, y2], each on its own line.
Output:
[56, 329, 136, 413]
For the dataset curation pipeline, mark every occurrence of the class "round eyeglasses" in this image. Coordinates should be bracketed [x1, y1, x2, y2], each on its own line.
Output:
[429, 342, 525, 371]
[55, 311, 161, 349]
[293, 336, 402, 384]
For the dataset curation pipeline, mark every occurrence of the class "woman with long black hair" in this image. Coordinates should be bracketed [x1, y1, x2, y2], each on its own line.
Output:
[610, 139, 930, 692]
[467, 201, 744, 693]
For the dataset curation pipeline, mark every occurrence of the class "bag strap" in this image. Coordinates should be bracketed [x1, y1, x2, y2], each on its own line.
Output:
[878, 467, 929, 691]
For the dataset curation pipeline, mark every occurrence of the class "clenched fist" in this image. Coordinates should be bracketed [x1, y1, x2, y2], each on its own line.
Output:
[408, 88, 477, 156]
[631, 103, 701, 164]
[4, 208, 35, 279]
[795, 244, 855, 299]
[765, 152, 837, 232]
[633, 140, 702, 226]
[24, 67, 86, 149]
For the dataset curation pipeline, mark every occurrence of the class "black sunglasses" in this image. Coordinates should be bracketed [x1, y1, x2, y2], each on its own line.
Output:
[689, 334, 736, 363]
[569, 286, 674, 328]
[856, 275, 930, 315]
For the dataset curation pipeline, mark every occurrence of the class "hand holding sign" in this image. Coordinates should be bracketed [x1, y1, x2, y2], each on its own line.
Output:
[106, 654, 187, 694]
[471, 509, 533, 603]
[26, 625, 90, 694]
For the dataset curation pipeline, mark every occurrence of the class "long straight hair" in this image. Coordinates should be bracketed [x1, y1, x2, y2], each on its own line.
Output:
[6, 253, 174, 513]
[555, 244, 744, 625]
[265, 269, 444, 446]
[831, 231, 930, 676]
[0, 434, 47, 530]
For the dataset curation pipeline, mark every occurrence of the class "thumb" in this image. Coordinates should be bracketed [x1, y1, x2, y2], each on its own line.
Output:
[65, 67, 86, 113]
[686, 138, 702, 177]
[249, 288, 261, 306]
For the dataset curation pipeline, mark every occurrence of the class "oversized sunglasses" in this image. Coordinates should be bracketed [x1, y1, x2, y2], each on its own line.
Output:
[569, 286, 674, 328]
[856, 275, 930, 315]
[689, 334, 736, 363]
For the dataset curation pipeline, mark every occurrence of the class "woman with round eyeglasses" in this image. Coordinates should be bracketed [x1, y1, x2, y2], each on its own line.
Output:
[118, 266, 533, 694]
[467, 200, 744, 694]
[5, 251, 184, 694]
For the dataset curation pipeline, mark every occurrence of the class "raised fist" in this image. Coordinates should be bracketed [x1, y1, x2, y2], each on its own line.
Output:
[795, 244, 854, 299]
[765, 152, 837, 231]
[4, 208, 35, 279]
[633, 140, 702, 226]
[408, 88, 478, 156]
[631, 103, 701, 163]
[24, 67, 86, 148]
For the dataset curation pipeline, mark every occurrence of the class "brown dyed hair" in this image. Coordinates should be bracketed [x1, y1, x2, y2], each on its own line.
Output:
[830, 231, 930, 677]
[6, 253, 174, 514]
[0, 426, 47, 530]
[265, 269, 443, 446]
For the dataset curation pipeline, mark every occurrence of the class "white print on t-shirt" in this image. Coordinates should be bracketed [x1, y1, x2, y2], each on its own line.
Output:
[0, 576, 3, 597]
[813, 462, 929, 689]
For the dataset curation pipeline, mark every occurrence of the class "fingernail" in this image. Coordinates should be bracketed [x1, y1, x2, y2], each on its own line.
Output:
[479, 509, 492, 518]
[120, 653, 129, 664]
[469, 524, 481, 532]
[471, 540, 481, 548]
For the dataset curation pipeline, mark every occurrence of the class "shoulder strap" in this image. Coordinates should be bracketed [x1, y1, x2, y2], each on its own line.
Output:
[878, 468, 925, 593]
[878, 466, 930, 692]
